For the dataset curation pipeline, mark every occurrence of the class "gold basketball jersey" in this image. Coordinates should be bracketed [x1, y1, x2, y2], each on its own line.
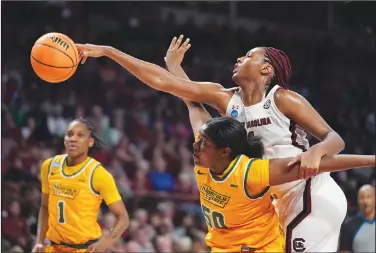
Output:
[46, 155, 103, 244]
[195, 155, 283, 252]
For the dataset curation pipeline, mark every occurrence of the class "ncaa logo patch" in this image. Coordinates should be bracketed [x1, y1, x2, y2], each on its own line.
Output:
[231, 109, 238, 118]
[53, 162, 60, 168]
[263, 99, 271, 109]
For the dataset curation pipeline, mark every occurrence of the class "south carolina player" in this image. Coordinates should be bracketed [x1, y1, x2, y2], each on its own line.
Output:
[76, 38, 346, 252]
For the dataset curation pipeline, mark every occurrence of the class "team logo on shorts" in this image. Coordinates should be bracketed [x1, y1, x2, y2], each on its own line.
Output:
[231, 109, 238, 118]
[293, 238, 306, 252]
[263, 99, 271, 109]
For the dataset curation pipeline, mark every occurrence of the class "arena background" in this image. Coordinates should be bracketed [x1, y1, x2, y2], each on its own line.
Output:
[1, 1, 375, 253]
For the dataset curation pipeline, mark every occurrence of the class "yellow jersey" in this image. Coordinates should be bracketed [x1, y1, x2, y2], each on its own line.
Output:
[40, 154, 122, 244]
[195, 155, 283, 252]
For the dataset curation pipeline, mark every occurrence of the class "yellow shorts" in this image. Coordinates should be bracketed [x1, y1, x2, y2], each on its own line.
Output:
[255, 232, 285, 252]
[210, 228, 285, 253]
[43, 244, 87, 253]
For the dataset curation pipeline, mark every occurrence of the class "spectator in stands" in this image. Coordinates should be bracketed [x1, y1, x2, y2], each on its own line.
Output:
[148, 156, 175, 192]
[339, 184, 375, 253]
[2, 200, 30, 252]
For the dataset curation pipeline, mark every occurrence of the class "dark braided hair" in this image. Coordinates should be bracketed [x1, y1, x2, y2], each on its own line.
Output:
[264, 47, 292, 90]
[73, 117, 105, 154]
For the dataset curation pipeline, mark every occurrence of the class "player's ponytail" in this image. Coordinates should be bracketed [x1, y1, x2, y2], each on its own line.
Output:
[264, 47, 292, 90]
[243, 135, 264, 159]
[204, 117, 264, 159]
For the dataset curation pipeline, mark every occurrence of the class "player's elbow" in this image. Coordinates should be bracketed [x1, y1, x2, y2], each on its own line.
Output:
[331, 130, 345, 152]
[338, 134, 345, 151]
[119, 211, 130, 231]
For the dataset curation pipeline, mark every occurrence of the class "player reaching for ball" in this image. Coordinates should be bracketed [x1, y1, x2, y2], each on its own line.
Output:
[174, 88, 374, 252]
[76, 39, 349, 252]
[32, 118, 129, 253]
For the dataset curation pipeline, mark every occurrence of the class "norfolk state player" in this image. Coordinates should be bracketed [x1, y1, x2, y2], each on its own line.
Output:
[183, 101, 374, 252]
[32, 118, 129, 253]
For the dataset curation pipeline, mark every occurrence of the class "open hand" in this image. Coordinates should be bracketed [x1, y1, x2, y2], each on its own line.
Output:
[164, 35, 191, 68]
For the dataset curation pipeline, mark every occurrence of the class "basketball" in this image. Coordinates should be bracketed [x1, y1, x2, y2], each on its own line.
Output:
[30, 32, 79, 83]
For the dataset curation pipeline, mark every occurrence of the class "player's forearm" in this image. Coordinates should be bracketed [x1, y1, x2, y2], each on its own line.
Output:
[188, 103, 212, 135]
[104, 46, 193, 99]
[35, 205, 48, 244]
[166, 64, 196, 108]
[100, 213, 129, 247]
[166, 64, 211, 126]
[270, 154, 375, 186]
[311, 131, 345, 157]
[318, 154, 375, 173]
[166, 64, 190, 81]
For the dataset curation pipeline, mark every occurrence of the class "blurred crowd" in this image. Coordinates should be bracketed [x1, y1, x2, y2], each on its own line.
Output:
[1, 2, 375, 253]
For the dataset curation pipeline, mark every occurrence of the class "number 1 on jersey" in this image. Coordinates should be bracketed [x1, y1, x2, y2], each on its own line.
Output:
[57, 200, 66, 224]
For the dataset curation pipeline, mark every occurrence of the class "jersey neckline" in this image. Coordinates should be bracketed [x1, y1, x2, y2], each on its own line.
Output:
[209, 155, 242, 182]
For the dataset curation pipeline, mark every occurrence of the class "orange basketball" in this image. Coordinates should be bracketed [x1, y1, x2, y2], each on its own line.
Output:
[31, 32, 79, 83]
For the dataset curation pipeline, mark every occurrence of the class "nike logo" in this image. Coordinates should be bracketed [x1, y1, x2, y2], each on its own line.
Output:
[230, 184, 238, 188]
[197, 170, 207, 175]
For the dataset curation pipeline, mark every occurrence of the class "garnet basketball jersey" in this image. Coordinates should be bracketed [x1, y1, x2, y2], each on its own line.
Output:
[226, 85, 311, 198]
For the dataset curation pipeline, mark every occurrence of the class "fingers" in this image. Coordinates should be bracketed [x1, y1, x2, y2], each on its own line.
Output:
[78, 51, 88, 64]
[287, 157, 298, 167]
[178, 39, 191, 53]
[304, 168, 319, 179]
[169, 37, 177, 50]
[170, 35, 191, 52]
[287, 154, 301, 166]
[181, 37, 190, 47]
[173, 34, 184, 50]
[32, 245, 43, 253]
[299, 162, 306, 179]
[75, 43, 86, 51]
[86, 246, 94, 253]
[81, 53, 88, 64]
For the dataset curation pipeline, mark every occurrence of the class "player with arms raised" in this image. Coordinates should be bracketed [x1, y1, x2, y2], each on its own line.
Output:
[76, 38, 348, 252]
[32, 118, 129, 253]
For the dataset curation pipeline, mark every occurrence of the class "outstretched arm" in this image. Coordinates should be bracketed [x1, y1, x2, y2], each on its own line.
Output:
[269, 154, 375, 186]
[76, 43, 232, 112]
